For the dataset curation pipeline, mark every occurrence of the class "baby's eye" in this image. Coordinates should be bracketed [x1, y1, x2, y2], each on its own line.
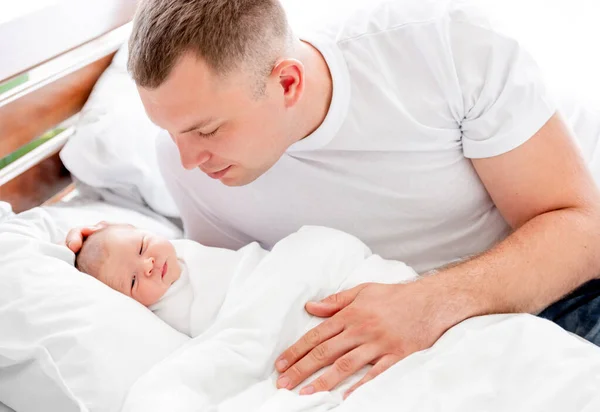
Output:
[197, 128, 218, 139]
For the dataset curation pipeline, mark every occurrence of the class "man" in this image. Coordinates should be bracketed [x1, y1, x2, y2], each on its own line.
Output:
[67, 0, 600, 399]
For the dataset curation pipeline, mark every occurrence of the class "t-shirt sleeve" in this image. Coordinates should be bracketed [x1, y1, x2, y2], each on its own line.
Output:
[450, 17, 556, 159]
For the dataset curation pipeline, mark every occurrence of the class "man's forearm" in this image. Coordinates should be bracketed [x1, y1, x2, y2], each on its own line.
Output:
[425, 206, 600, 325]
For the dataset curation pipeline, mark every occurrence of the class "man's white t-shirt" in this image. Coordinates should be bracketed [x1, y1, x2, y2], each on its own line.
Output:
[157, 0, 555, 272]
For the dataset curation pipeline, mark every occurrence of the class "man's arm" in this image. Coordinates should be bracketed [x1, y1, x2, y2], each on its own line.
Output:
[274, 112, 600, 398]
[436, 112, 600, 317]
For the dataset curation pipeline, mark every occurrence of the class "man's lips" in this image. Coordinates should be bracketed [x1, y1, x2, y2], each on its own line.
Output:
[205, 165, 232, 179]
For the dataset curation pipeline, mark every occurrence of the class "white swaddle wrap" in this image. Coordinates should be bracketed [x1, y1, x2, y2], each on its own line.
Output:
[148, 257, 193, 335]
[123, 226, 420, 411]
[150, 240, 269, 337]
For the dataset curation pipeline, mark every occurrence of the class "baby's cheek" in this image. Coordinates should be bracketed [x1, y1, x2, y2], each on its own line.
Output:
[143, 285, 166, 306]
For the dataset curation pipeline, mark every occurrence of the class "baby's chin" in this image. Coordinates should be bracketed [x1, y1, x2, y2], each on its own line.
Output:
[145, 289, 168, 307]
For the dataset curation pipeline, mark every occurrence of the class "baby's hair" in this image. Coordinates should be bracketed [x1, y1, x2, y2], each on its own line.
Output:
[75, 229, 110, 279]
[74, 223, 136, 278]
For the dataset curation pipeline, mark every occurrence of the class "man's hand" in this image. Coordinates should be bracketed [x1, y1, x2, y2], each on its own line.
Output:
[65, 221, 109, 253]
[274, 280, 473, 398]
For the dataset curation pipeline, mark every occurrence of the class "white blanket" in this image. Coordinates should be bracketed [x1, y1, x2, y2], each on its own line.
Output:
[123, 227, 600, 412]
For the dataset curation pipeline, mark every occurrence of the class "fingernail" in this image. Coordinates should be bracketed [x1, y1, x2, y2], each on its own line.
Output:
[277, 376, 290, 389]
[276, 359, 288, 371]
[300, 385, 315, 395]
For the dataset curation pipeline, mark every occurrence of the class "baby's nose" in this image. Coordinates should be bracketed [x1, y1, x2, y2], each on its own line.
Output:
[144, 257, 155, 277]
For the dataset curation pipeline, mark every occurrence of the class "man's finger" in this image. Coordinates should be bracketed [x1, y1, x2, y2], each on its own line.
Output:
[65, 222, 109, 253]
[276, 318, 344, 374]
[300, 344, 380, 395]
[277, 331, 359, 391]
[83, 221, 109, 234]
[343, 354, 400, 399]
[305, 284, 369, 318]
[65, 229, 84, 252]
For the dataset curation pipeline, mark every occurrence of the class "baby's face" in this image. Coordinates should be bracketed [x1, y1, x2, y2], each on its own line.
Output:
[97, 226, 181, 306]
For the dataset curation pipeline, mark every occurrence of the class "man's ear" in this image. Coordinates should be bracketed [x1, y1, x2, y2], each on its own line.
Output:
[272, 58, 305, 108]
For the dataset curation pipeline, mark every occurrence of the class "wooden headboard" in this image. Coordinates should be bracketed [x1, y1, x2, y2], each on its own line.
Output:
[0, 0, 137, 213]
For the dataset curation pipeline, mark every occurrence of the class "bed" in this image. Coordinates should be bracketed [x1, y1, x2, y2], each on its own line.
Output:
[1, 1, 600, 411]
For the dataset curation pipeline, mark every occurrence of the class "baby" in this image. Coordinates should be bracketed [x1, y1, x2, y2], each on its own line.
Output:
[75, 223, 181, 307]
[75, 222, 254, 336]
[74, 223, 420, 408]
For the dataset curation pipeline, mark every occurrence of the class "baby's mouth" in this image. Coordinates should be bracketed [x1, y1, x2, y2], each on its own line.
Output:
[161, 262, 167, 279]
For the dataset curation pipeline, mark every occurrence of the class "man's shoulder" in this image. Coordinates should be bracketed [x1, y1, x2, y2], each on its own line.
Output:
[284, 0, 456, 43]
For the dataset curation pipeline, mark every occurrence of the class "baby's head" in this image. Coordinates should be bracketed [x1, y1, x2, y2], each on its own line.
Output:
[75, 224, 181, 306]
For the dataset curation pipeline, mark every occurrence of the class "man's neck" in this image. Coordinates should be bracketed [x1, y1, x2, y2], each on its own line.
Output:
[293, 40, 333, 142]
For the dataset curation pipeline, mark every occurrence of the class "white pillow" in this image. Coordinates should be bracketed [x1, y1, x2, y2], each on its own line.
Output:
[60, 42, 179, 218]
[0, 207, 189, 412]
[42, 197, 182, 241]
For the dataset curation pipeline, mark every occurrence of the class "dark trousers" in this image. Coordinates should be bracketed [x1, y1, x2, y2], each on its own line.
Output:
[538, 279, 600, 345]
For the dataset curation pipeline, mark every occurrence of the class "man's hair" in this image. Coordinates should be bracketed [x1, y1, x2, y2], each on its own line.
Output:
[127, 0, 292, 94]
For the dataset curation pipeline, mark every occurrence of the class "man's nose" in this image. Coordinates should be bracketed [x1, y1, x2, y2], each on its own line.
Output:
[175, 136, 212, 170]
[181, 151, 211, 170]
[143, 257, 155, 277]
